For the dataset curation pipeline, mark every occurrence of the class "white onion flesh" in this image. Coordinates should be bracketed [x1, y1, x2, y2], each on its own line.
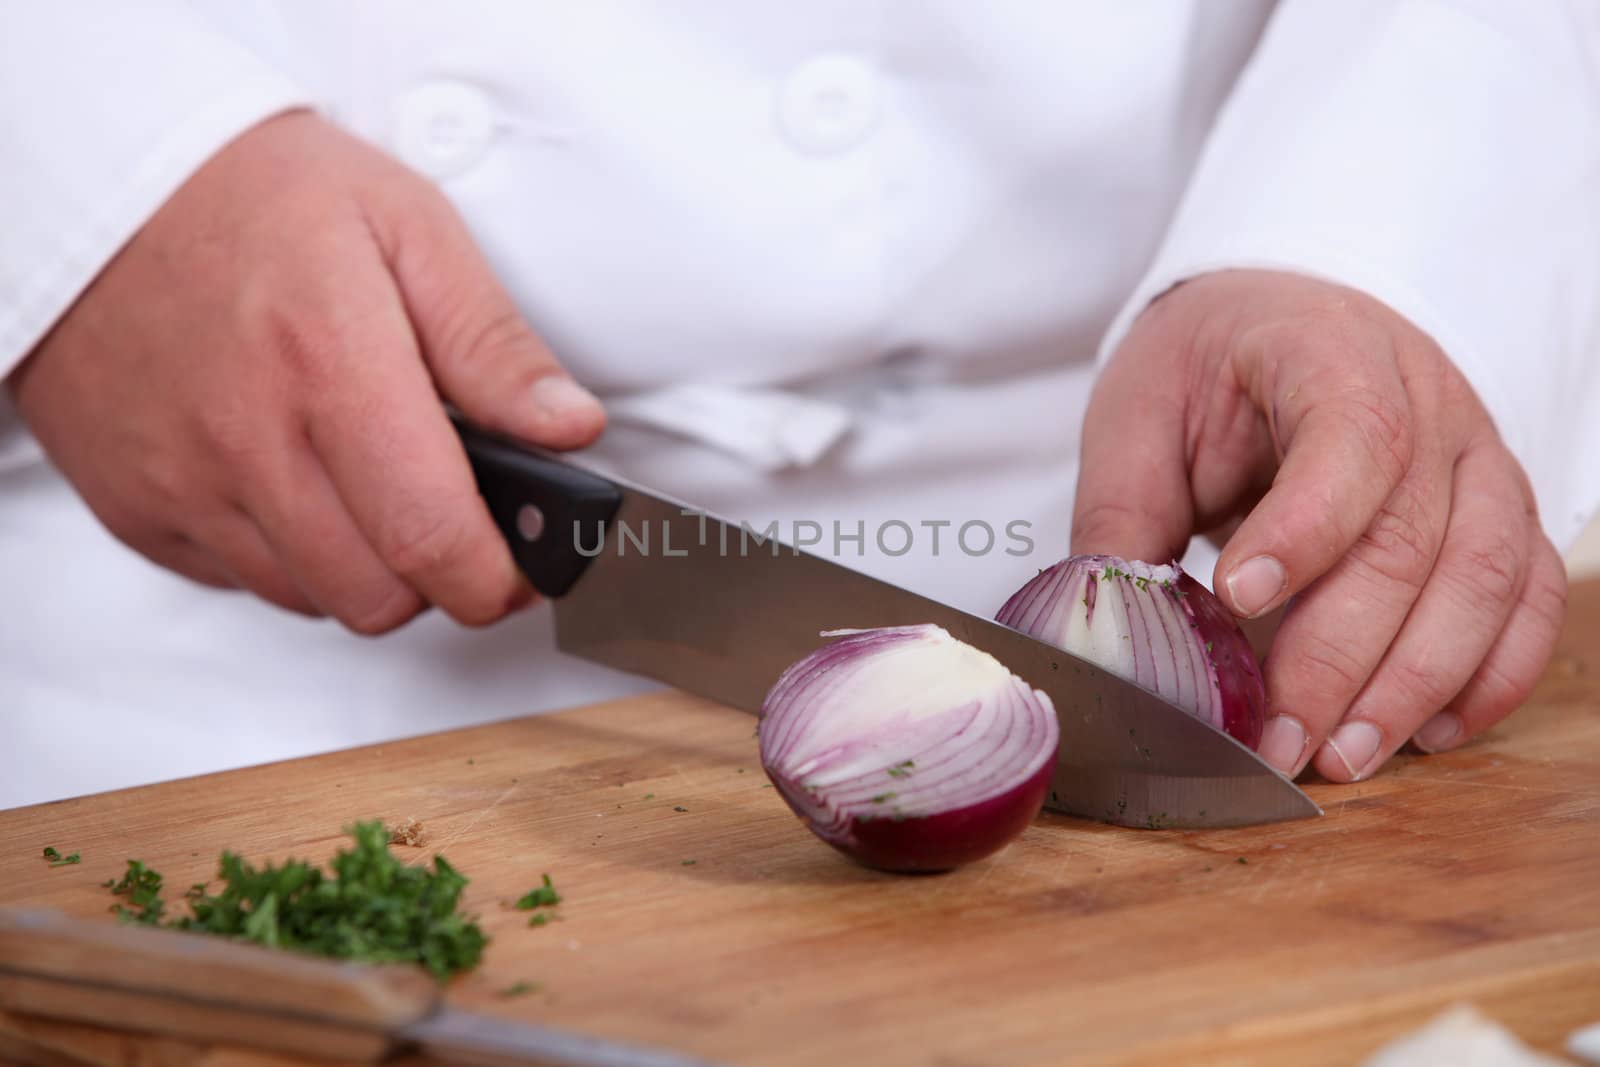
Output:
[995, 555, 1266, 749]
[759, 625, 1060, 872]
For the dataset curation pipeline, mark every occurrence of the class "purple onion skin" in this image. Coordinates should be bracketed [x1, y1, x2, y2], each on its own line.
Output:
[997, 555, 1266, 750]
[1176, 570, 1266, 750]
[759, 626, 1058, 874]
[838, 760, 1054, 873]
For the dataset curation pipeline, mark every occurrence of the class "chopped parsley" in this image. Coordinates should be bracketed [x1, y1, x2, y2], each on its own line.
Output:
[102, 822, 487, 979]
[515, 874, 561, 910]
[105, 860, 165, 924]
[681, 859, 697, 866]
[499, 980, 541, 998]
[42, 846, 81, 867]
[871, 793, 896, 804]
[885, 760, 915, 779]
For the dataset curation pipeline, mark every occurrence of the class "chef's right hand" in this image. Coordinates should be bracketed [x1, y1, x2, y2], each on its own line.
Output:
[6, 110, 604, 633]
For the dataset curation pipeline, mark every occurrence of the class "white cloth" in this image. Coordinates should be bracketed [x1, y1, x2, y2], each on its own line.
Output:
[2, 2, 1597, 809]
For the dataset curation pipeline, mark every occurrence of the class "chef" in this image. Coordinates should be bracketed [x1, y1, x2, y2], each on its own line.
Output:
[2, 2, 1596, 811]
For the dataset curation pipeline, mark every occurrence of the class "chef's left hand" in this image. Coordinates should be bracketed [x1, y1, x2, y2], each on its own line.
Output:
[1071, 270, 1567, 782]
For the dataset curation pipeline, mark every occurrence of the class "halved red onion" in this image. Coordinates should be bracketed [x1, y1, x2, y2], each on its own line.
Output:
[758, 625, 1059, 873]
[995, 555, 1265, 749]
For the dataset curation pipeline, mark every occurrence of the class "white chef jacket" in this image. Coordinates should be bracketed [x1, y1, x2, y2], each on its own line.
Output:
[2, 2, 1597, 810]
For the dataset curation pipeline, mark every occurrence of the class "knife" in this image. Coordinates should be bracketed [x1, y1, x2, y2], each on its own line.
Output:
[0, 908, 723, 1067]
[454, 417, 1320, 828]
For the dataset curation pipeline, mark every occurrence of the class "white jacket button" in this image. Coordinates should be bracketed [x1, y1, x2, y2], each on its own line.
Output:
[777, 53, 880, 155]
[392, 80, 496, 179]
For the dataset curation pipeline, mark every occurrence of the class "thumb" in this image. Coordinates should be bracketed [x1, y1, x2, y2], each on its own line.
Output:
[1070, 330, 1194, 563]
[377, 186, 605, 450]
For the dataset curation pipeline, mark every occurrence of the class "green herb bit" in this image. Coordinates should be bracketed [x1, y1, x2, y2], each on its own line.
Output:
[499, 980, 541, 998]
[885, 759, 916, 779]
[643, 793, 655, 800]
[673, 806, 688, 813]
[681, 859, 697, 866]
[106, 859, 166, 925]
[527, 912, 553, 927]
[103, 822, 488, 980]
[42, 846, 81, 867]
[515, 874, 561, 911]
[42, 846, 60, 861]
[871, 793, 896, 804]
[1236, 856, 1249, 865]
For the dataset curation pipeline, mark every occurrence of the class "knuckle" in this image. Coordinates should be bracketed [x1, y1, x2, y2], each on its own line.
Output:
[1337, 385, 1413, 486]
[94, 500, 157, 550]
[449, 307, 537, 377]
[196, 405, 268, 471]
[375, 503, 472, 581]
[135, 452, 194, 510]
[1461, 659, 1538, 722]
[1286, 630, 1370, 705]
[1351, 485, 1436, 591]
[1386, 658, 1458, 713]
[1525, 559, 1569, 636]
[342, 584, 424, 637]
[261, 301, 333, 380]
[1451, 532, 1524, 610]
[1071, 501, 1157, 553]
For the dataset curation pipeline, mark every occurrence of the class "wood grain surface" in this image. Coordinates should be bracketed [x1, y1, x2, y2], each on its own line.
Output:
[2, 582, 1598, 1067]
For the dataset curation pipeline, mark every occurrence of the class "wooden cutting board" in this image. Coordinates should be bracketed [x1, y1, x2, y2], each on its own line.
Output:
[3, 582, 1599, 1067]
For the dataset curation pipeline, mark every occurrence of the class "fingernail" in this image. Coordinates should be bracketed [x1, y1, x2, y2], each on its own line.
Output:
[1225, 555, 1286, 618]
[1412, 711, 1462, 753]
[530, 376, 603, 420]
[1324, 720, 1383, 780]
[1258, 714, 1310, 776]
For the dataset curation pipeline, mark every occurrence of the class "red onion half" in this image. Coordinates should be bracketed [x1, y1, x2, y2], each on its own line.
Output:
[996, 555, 1266, 750]
[758, 625, 1059, 873]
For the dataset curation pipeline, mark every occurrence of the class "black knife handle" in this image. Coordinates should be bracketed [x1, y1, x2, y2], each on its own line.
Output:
[451, 416, 622, 598]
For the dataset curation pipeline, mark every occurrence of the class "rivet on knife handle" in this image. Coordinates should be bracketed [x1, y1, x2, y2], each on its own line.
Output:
[451, 415, 622, 598]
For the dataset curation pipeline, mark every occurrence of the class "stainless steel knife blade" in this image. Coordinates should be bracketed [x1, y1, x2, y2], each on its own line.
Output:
[540, 467, 1319, 829]
[402, 1006, 727, 1067]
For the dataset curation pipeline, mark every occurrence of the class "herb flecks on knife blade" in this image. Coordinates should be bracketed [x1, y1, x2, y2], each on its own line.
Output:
[103, 821, 487, 980]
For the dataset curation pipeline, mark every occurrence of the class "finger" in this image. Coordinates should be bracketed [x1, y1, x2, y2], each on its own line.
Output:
[1214, 323, 1420, 620]
[189, 507, 322, 617]
[1411, 532, 1567, 753]
[102, 506, 309, 610]
[1307, 441, 1531, 781]
[241, 426, 430, 635]
[374, 185, 605, 449]
[1254, 464, 1450, 777]
[133, 533, 238, 591]
[1070, 326, 1194, 562]
[294, 268, 530, 628]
